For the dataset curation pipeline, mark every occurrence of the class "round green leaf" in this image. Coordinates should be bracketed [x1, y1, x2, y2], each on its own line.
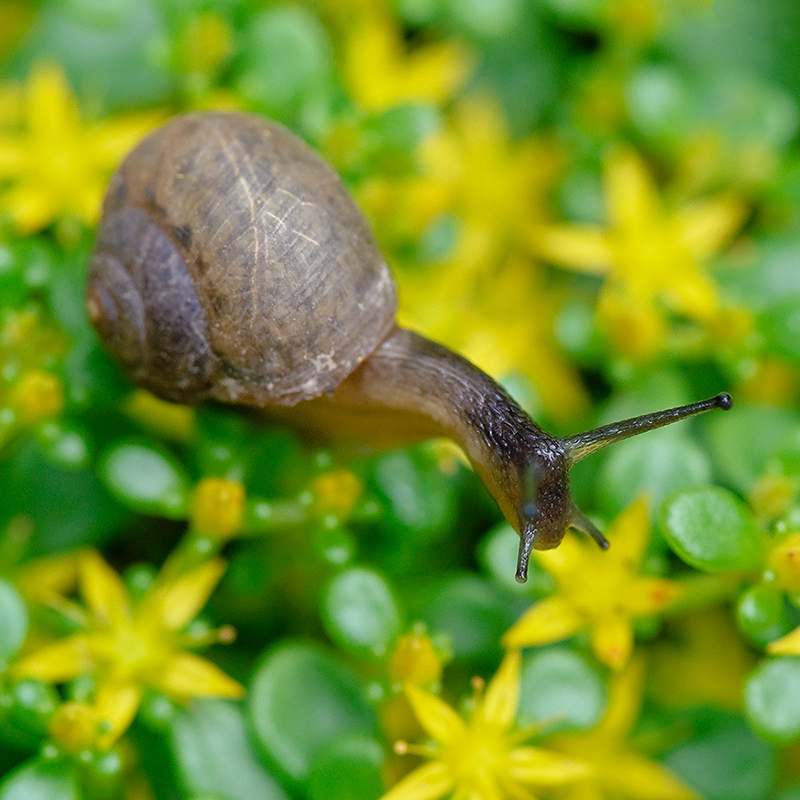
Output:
[665, 711, 775, 800]
[236, 6, 332, 115]
[736, 584, 794, 646]
[0, 579, 28, 662]
[170, 700, 288, 800]
[321, 567, 402, 658]
[706, 404, 800, 493]
[248, 641, 377, 783]
[596, 431, 711, 514]
[307, 734, 384, 800]
[746, 658, 800, 743]
[516, 647, 607, 732]
[419, 574, 513, 661]
[98, 439, 191, 518]
[372, 448, 458, 542]
[659, 487, 766, 572]
[0, 758, 79, 800]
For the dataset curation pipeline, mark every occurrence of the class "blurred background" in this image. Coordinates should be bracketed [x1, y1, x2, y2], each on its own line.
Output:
[2, 1, 800, 799]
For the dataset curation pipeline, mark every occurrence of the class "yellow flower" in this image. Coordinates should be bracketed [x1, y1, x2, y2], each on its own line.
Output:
[536, 147, 747, 359]
[342, 10, 473, 113]
[191, 477, 245, 540]
[381, 651, 590, 800]
[7, 369, 63, 426]
[382, 629, 446, 765]
[551, 657, 700, 800]
[503, 498, 681, 669]
[11, 551, 242, 748]
[0, 61, 160, 234]
[312, 469, 364, 519]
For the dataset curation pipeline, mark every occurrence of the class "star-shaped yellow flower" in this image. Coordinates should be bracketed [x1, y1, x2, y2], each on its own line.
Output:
[503, 498, 681, 669]
[341, 9, 473, 114]
[536, 146, 746, 359]
[381, 651, 590, 800]
[0, 61, 160, 234]
[11, 551, 242, 748]
[551, 657, 700, 800]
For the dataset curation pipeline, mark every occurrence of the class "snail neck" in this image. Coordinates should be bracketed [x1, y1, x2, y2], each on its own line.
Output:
[324, 326, 560, 527]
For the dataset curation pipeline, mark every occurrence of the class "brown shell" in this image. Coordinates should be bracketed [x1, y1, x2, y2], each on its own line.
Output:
[87, 111, 398, 406]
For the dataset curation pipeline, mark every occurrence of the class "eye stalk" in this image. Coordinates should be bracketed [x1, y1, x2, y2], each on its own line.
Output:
[513, 393, 732, 584]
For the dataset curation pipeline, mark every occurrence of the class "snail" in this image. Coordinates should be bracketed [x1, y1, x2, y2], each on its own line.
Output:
[86, 111, 732, 582]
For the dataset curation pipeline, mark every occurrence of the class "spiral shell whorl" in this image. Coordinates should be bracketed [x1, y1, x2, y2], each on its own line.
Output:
[87, 112, 398, 407]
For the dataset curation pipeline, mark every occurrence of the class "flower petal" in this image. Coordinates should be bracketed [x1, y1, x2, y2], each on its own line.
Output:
[604, 496, 651, 569]
[479, 651, 521, 728]
[147, 558, 226, 631]
[508, 746, 591, 784]
[404, 683, 466, 745]
[536, 225, 613, 273]
[503, 598, 585, 649]
[626, 577, 682, 617]
[594, 655, 646, 740]
[155, 652, 244, 700]
[94, 679, 143, 748]
[590, 614, 633, 670]
[767, 624, 800, 655]
[11, 634, 93, 681]
[676, 195, 746, 261]
[599, 751, 700, 800]
[80, 550, 132, 624]
[604, 147, 661, 229]
[379, 760, 454, 800]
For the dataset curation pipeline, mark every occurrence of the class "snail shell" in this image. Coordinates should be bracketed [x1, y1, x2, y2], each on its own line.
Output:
[87, 112, 397, 406]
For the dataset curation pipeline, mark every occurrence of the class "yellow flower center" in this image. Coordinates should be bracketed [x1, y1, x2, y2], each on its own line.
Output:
[91, 614, 173, 682]
[444, 721, 510, 793]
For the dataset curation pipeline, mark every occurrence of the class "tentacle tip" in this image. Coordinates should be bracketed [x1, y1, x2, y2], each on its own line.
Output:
[597, 535, 610, 551]
[715, 392, 733, 411]
[515, 565, 528, 584]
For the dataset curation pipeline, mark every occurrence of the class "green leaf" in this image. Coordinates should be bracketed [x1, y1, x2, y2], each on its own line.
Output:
[706, 404, 800, 493]
[372, 448, 458, 541]
[596, 430, 712, 514]
[98, 438, 191, 518]
[248, 641, 377, 784]
[664, 711, 775, 800]
[736, 584, 795, 647]
[516, 647, 607, 732]
[0, 579, 28, 662]
[235, 6, 332, 117]
[0, 758, 79, 800]
[307, 734, 384, 800]
[659, 487, 766, 572]
[321, 567, 402, 658]
[419, 574, 513, 662]
[745, 658, 800, 743]
[169, 700, 289, 800]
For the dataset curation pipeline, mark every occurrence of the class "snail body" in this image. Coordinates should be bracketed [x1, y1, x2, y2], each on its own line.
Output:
[87, 111, 731, 582]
